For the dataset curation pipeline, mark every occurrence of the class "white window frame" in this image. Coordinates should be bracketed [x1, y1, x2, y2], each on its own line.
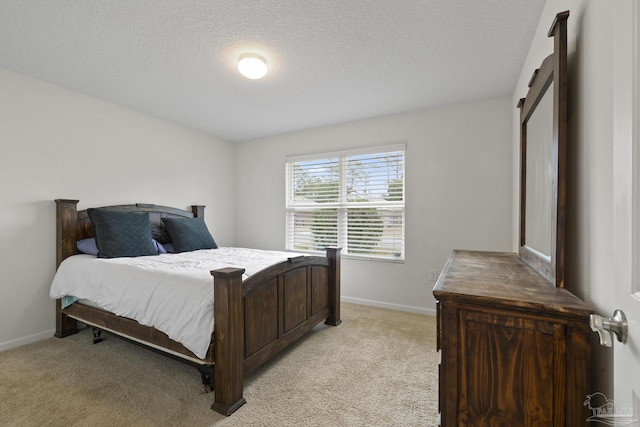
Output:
[285, 144, 406, 262]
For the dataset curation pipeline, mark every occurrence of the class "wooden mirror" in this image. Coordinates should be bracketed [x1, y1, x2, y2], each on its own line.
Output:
[517, 11, 569, 288]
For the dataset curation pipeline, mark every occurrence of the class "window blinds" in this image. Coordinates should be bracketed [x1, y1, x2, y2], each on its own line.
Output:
[286, 144, 405, 261]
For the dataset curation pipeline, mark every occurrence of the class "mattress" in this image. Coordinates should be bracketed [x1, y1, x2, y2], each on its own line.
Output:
[50, 247, 303, 358]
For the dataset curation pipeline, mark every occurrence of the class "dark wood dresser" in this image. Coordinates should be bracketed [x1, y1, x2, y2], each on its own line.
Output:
[433, 250, 593, 426]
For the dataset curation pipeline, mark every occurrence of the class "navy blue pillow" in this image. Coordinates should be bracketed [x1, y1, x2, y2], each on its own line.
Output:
[88, 209, 159, 258]
[162, 217, 217, 253]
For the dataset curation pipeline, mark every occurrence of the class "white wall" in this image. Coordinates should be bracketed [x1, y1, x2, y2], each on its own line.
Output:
[0, 67, 236, 351]
[513, 0, 614, 395]
[234, 97, 513, 314]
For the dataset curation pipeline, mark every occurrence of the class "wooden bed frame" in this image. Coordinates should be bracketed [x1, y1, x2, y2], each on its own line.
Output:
[54, 199, 341, 416]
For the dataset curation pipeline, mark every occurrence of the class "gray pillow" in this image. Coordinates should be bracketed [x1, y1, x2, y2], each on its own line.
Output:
[162, 217, 217, 253]
[88, 209, 158, 258]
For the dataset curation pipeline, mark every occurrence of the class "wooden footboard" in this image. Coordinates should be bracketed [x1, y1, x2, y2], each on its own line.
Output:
[211, 247, 341, 415]
[53, 199, 341, 416]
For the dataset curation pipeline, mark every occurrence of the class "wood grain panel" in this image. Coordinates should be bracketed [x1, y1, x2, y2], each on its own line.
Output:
[244, 278, 278, 357]
[283, 268, 308, 332]
[310, 266, 329, 315]
[434, 250, 592, 426]
[433, 250, 593, 317]
[460, 310, 561, 426]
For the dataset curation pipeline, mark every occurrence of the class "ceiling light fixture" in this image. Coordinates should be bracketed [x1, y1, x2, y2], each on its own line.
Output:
[238, 54, 267, 79]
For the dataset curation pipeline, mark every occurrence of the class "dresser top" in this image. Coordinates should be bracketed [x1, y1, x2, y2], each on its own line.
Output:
[433, 250, 593, 318]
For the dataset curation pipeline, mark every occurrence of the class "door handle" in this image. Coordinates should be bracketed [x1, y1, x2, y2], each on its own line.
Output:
[589, 309, 628, 347]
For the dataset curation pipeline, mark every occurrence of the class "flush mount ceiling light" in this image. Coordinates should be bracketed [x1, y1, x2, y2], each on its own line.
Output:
[238, 54, 267, 79]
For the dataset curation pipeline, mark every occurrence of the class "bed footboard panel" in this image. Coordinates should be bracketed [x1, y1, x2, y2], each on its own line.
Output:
[210, 247, 341, 416]
[242, 263, 332, 373]
[242, 249, 340, 371]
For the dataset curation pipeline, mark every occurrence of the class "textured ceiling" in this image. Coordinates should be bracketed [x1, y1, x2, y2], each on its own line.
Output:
[0, 1, 546, 142]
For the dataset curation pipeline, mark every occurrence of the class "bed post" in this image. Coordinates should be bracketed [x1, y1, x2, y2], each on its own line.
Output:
[54, 199, 79, 337]
[191, 205, 205, 218]
[210, 267, 247, 416]
[56, 199, 79, 268]
[325, 247, 342, 326]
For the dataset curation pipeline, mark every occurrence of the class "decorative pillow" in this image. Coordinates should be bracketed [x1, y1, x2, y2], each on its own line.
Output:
[150, 222, 172, 244]
[77, 238, 99, 256]
[78, 237, 166, 256]
[161, 242, 175, 253]
[156, 240, 168, 254]
[88, 209, 159, 258]
[162, 217, 217, 253]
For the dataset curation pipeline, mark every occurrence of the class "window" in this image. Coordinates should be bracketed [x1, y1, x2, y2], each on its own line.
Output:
[286, 144, 405, 261]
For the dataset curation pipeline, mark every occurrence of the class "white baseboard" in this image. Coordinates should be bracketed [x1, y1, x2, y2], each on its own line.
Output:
[341, 296, 436, 316]
[0, 329, 55, 352]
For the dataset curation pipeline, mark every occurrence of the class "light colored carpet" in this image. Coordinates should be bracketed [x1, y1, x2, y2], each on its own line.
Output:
[0, 303, 438, 426]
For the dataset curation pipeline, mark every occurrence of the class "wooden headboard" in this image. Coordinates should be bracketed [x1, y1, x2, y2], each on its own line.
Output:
[55, 199, 205, 268]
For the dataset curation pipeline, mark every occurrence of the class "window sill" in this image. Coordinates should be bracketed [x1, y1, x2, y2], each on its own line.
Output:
[289, 249, 405, 264]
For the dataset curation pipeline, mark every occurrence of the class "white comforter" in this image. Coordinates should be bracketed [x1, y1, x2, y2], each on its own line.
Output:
[50, 247, 303, 359]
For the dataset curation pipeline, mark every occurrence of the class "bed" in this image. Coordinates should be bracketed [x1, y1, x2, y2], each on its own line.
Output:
[52, 199, 341, 416]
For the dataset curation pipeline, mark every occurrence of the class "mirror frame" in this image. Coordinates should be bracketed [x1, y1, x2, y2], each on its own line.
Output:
[517, 11, 569, 288]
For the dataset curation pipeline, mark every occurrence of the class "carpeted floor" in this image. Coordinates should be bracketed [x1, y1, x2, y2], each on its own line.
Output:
[0, 303, 438, 426]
